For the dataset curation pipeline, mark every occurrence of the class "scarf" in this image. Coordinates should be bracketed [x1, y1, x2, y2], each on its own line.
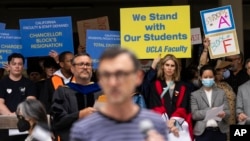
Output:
[67, 82, 101, 95]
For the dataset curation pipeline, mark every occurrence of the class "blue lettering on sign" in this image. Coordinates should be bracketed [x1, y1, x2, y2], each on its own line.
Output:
[124, 34, 141, 42]
[146, 46, 162, 53]
[210, 34, 231, 52]
[132, 14, 146, 21]
[145, 23, 165, 31]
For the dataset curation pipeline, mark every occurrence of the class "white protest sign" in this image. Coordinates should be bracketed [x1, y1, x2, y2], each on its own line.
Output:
[200, 5, 239, 59]
[191, 27, 202, 45]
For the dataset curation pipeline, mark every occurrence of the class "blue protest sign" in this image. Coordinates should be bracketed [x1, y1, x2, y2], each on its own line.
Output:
[0, 23, 6, 29]
[19, 16, 74, 57]
[0, 30, 22, 68]
[86, 30, 120, 69]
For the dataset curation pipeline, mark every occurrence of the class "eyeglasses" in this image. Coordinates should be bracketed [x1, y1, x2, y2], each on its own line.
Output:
[98, 70, 136, 82]
[72, 62, 92, 68]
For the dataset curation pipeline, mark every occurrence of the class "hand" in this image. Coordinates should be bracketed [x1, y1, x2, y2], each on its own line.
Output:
[167, 119, 179, 137]
[3, 63, 9, 72]
[167, 119, 175, 128]
[49, 50, 59, 63]
[217, 111, 226, 118]
[170, 126, 179, 137]
[79, 107, 96, 119]
[238, 113, 248, 122]
[146, 130, 165, 141]
[203, 37, 210, 50]
[151, 54, 161, 70]
[77, 45, 86, 54]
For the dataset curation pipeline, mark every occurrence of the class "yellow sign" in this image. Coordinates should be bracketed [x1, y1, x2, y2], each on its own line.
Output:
[120, 6, 191, 59]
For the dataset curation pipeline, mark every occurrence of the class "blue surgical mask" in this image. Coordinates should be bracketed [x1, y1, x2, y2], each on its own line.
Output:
[223, 69, 230, 79]
[202, 78, 215, 87]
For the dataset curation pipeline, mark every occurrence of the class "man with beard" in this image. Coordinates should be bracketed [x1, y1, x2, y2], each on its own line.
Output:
[225, 53, 249, 94]
[50, 53, 102, 141]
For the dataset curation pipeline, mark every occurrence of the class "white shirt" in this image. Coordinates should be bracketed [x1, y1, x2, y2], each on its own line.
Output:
[53, 69, 72, 84]
[204, 89, 218, 127]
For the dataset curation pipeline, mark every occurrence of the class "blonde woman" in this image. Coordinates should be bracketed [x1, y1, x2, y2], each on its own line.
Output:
[148, 54, 193, 141]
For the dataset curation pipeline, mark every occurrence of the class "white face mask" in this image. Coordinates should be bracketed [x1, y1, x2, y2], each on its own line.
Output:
[223, 69, 230, 79]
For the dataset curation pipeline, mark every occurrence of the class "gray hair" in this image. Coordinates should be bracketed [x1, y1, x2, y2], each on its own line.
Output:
[16, 99, 47, 123]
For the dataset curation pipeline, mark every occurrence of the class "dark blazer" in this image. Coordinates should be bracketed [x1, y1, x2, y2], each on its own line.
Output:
[191, 86, 230, 136]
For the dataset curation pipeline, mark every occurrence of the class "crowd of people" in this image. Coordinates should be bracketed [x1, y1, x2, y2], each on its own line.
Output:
[0, 38, 249, 141]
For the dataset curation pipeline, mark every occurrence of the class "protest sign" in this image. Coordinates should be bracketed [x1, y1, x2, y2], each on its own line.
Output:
[120, 6, 191, 59]
[200, 5, 239, 59]
[19, 16, 74, 57]
[0, 23, 6, 29]
[0, 30, 22, 68]
[77, 16, 109, 49]
[191, 27, 202, 45]
[86, 30, 120, 69]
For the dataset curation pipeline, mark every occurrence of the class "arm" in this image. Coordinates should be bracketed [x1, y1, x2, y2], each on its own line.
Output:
[51, 87, 79, 130]
[198, 37, 210, 70]
[191, 92, 211, 121]
[236, 86, 248, 122]
[236, 86, 244, 115]
[0, 98, 13, 115]
[151, 54, 161, 70]
[143, 54, 161, 83]
[51, 87, 96, 130]
[219, 91, 230, 121]
[140, 55, 160, 105]
[49, 50, 59, 64]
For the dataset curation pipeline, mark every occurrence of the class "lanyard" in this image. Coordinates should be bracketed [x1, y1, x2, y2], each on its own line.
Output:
[160, 81, 174, 99]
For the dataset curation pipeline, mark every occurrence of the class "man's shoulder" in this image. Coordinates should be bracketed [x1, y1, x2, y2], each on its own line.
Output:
[21, 76, 33, 82]
[239, 80, 250, 90]
[0, 76, 9, 83]
[139, 109, 164, 122]
[56, 85, 73, 91]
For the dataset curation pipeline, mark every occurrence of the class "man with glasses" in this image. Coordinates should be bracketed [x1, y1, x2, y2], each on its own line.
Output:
[50, 53, 102, 141]
[70, 48, 167, 141]
[225, 53, 248, 94]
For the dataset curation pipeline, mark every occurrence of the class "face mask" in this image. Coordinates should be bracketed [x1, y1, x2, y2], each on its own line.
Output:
[223, 69, 230, 79]
[202, 78, 215, 87]
[17, 117, 30, 132]
[192, 79, 200, 87]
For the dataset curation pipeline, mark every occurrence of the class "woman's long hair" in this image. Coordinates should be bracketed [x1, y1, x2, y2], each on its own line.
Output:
[157, 54, 180, 81]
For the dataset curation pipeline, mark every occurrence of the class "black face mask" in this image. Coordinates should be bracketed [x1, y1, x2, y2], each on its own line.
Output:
[17, 117, 30, 132]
